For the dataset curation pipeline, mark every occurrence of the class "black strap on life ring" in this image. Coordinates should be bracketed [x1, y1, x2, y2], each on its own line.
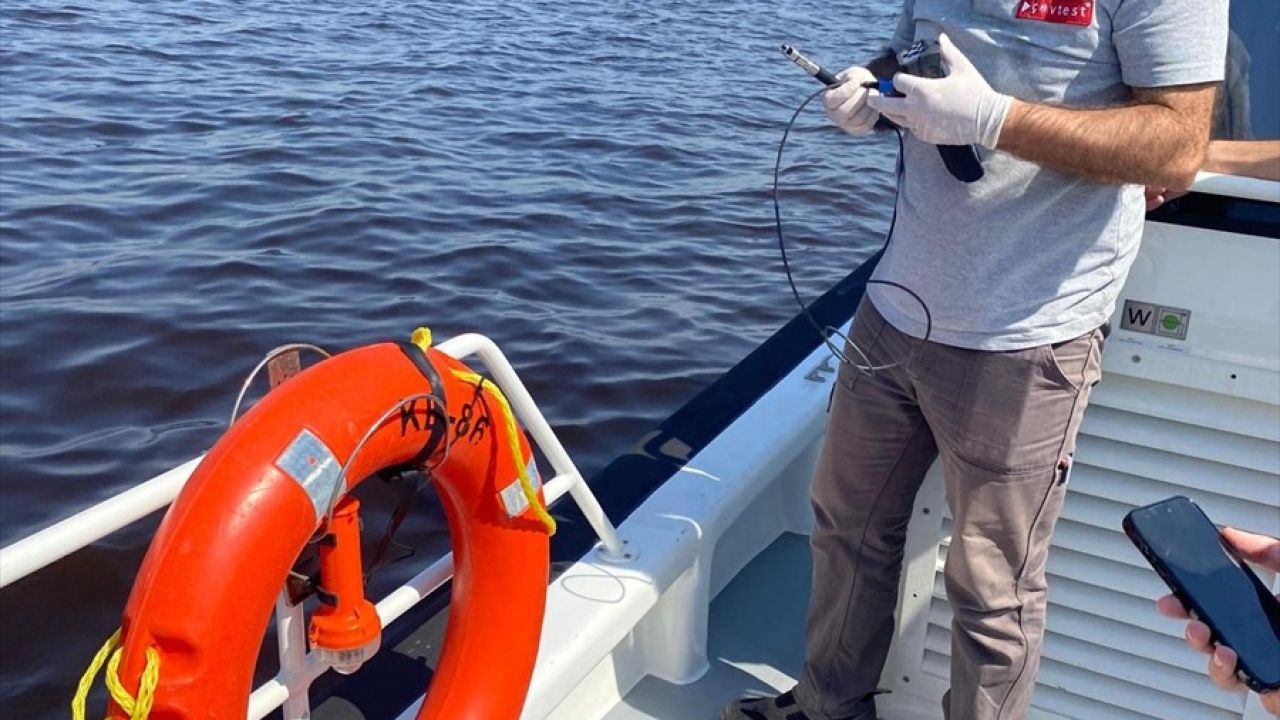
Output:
[394, 341, 450, 468]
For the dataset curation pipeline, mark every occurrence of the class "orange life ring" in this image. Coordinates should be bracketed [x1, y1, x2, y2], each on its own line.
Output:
[105, 340, 551, 719]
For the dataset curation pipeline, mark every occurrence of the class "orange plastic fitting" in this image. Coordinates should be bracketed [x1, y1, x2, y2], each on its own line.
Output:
[308, 496, 381, 674]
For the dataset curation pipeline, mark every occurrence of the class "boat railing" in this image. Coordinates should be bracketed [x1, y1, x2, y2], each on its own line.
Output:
[0, 333, 627, 720]
[1183, 171, 1280, 203]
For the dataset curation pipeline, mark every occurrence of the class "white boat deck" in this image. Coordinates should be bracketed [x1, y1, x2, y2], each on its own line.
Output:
[604, 532, 936, 720]
[603, 532, 809, 720]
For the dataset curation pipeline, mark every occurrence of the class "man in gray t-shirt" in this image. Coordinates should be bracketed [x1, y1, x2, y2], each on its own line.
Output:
[873, 0, 1227, 350]
[724, 1, 1226, 719]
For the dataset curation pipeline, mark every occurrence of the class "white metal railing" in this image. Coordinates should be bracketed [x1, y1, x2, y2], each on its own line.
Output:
[0, 333, 627, 719]
[1186, 171, 1280, 204]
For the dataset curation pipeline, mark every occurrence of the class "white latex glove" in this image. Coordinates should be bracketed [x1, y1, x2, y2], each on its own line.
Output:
[822, 66, 878, 136]
[866, 34, 1012, 149]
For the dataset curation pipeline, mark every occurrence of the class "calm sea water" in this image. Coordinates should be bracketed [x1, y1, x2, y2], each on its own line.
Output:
[0, 1, 897, 713]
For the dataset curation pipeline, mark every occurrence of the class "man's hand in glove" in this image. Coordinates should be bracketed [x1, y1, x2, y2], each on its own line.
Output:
[823, 66, 879, 137]
[867, 34, 1012, 149]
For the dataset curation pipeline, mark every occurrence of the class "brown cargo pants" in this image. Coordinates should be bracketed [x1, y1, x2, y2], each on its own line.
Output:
[792, 298, 1105, 720]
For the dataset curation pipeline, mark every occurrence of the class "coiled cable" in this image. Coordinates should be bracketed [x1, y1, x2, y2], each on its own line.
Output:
[773, 84, 932, 374]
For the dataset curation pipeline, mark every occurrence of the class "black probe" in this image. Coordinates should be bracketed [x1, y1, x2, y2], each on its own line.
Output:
[779, 44, 842, 87]
[782, 43, 899, 95]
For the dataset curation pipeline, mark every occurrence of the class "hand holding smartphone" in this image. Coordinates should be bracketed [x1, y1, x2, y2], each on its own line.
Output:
[1124, 496, 1280, 696]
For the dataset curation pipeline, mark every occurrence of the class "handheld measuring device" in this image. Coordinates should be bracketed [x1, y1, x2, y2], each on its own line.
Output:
[897, 39, 985, 182]
[779, 42, 984, 183]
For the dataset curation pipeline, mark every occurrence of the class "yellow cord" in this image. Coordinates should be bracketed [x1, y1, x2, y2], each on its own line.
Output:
[72, 629, 160, 720]
[72, 629, 120, 719]
[410, 327, 551, 532]
[450, 368, 556, 535]
[411, 326, 433, 352]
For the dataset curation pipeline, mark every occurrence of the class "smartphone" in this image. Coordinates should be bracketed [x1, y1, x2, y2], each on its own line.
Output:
[1123, 496, 1280, 692]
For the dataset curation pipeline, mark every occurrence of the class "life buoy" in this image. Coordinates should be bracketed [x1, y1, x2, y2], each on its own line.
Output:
[98, 339, 552, 719]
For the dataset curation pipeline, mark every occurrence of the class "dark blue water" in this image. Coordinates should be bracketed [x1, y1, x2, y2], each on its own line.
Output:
[0, 1, 896, 714]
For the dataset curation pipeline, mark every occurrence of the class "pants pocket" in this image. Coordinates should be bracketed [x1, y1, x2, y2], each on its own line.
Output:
[948, 332, 1099, 475]
[1041, 330, 1097, 393]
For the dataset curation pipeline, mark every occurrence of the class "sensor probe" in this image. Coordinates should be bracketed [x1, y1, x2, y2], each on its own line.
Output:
[780, 44, 841, 88]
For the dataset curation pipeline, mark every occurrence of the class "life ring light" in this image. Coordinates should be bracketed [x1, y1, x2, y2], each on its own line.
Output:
[99, 339, 552, 719]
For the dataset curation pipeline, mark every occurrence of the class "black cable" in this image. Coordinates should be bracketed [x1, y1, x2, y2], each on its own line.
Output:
[773, 84, 933, 374]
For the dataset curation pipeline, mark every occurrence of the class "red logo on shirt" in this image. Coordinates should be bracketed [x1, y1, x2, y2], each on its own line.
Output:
[1015, 0, 1094, 26]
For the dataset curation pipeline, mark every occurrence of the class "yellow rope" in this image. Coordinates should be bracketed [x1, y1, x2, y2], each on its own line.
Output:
[450, 367, 556, 535]
[410, 326, 433, 351]
[72, 629, 119, 719]
[71, 629, 160, 720]
[412, 326, 553, 534]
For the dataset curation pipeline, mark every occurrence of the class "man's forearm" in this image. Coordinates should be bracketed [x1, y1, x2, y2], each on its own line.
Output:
[997, 88, 1215, 188]
[1204, 140, 1280, 182]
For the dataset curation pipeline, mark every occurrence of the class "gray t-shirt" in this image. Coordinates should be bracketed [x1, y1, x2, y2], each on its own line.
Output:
[867, 0, 1228, 350]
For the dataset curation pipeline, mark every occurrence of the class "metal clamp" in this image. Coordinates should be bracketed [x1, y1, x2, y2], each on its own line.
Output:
[229, 343, 333, 426]
[317, 392, 449, 536]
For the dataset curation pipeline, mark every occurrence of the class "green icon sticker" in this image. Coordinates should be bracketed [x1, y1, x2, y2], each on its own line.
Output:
[1121, 299, 1190, 340]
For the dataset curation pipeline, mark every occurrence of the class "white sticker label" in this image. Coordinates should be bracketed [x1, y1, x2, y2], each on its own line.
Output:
[275, 429, 342, 520]
[498, 460, 542, 519]
[1121, 299, 1190, 341]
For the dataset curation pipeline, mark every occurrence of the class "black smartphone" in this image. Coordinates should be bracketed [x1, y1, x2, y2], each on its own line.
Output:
[1123, 496, 1280, 693]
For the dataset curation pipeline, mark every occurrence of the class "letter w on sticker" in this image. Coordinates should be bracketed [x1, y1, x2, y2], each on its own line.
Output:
[1015, 0, 1094, 26]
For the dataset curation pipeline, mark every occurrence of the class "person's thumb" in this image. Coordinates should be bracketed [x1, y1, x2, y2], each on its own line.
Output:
[865, 93, 911, 126]
[938, 33, 978, 78]
[891, 71, 928, 95]
[1221, 527, 1280, 571]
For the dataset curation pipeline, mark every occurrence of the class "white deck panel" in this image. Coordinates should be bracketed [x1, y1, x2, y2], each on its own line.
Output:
[603, 533, 937, 720]
[602, 532, 809, 720]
